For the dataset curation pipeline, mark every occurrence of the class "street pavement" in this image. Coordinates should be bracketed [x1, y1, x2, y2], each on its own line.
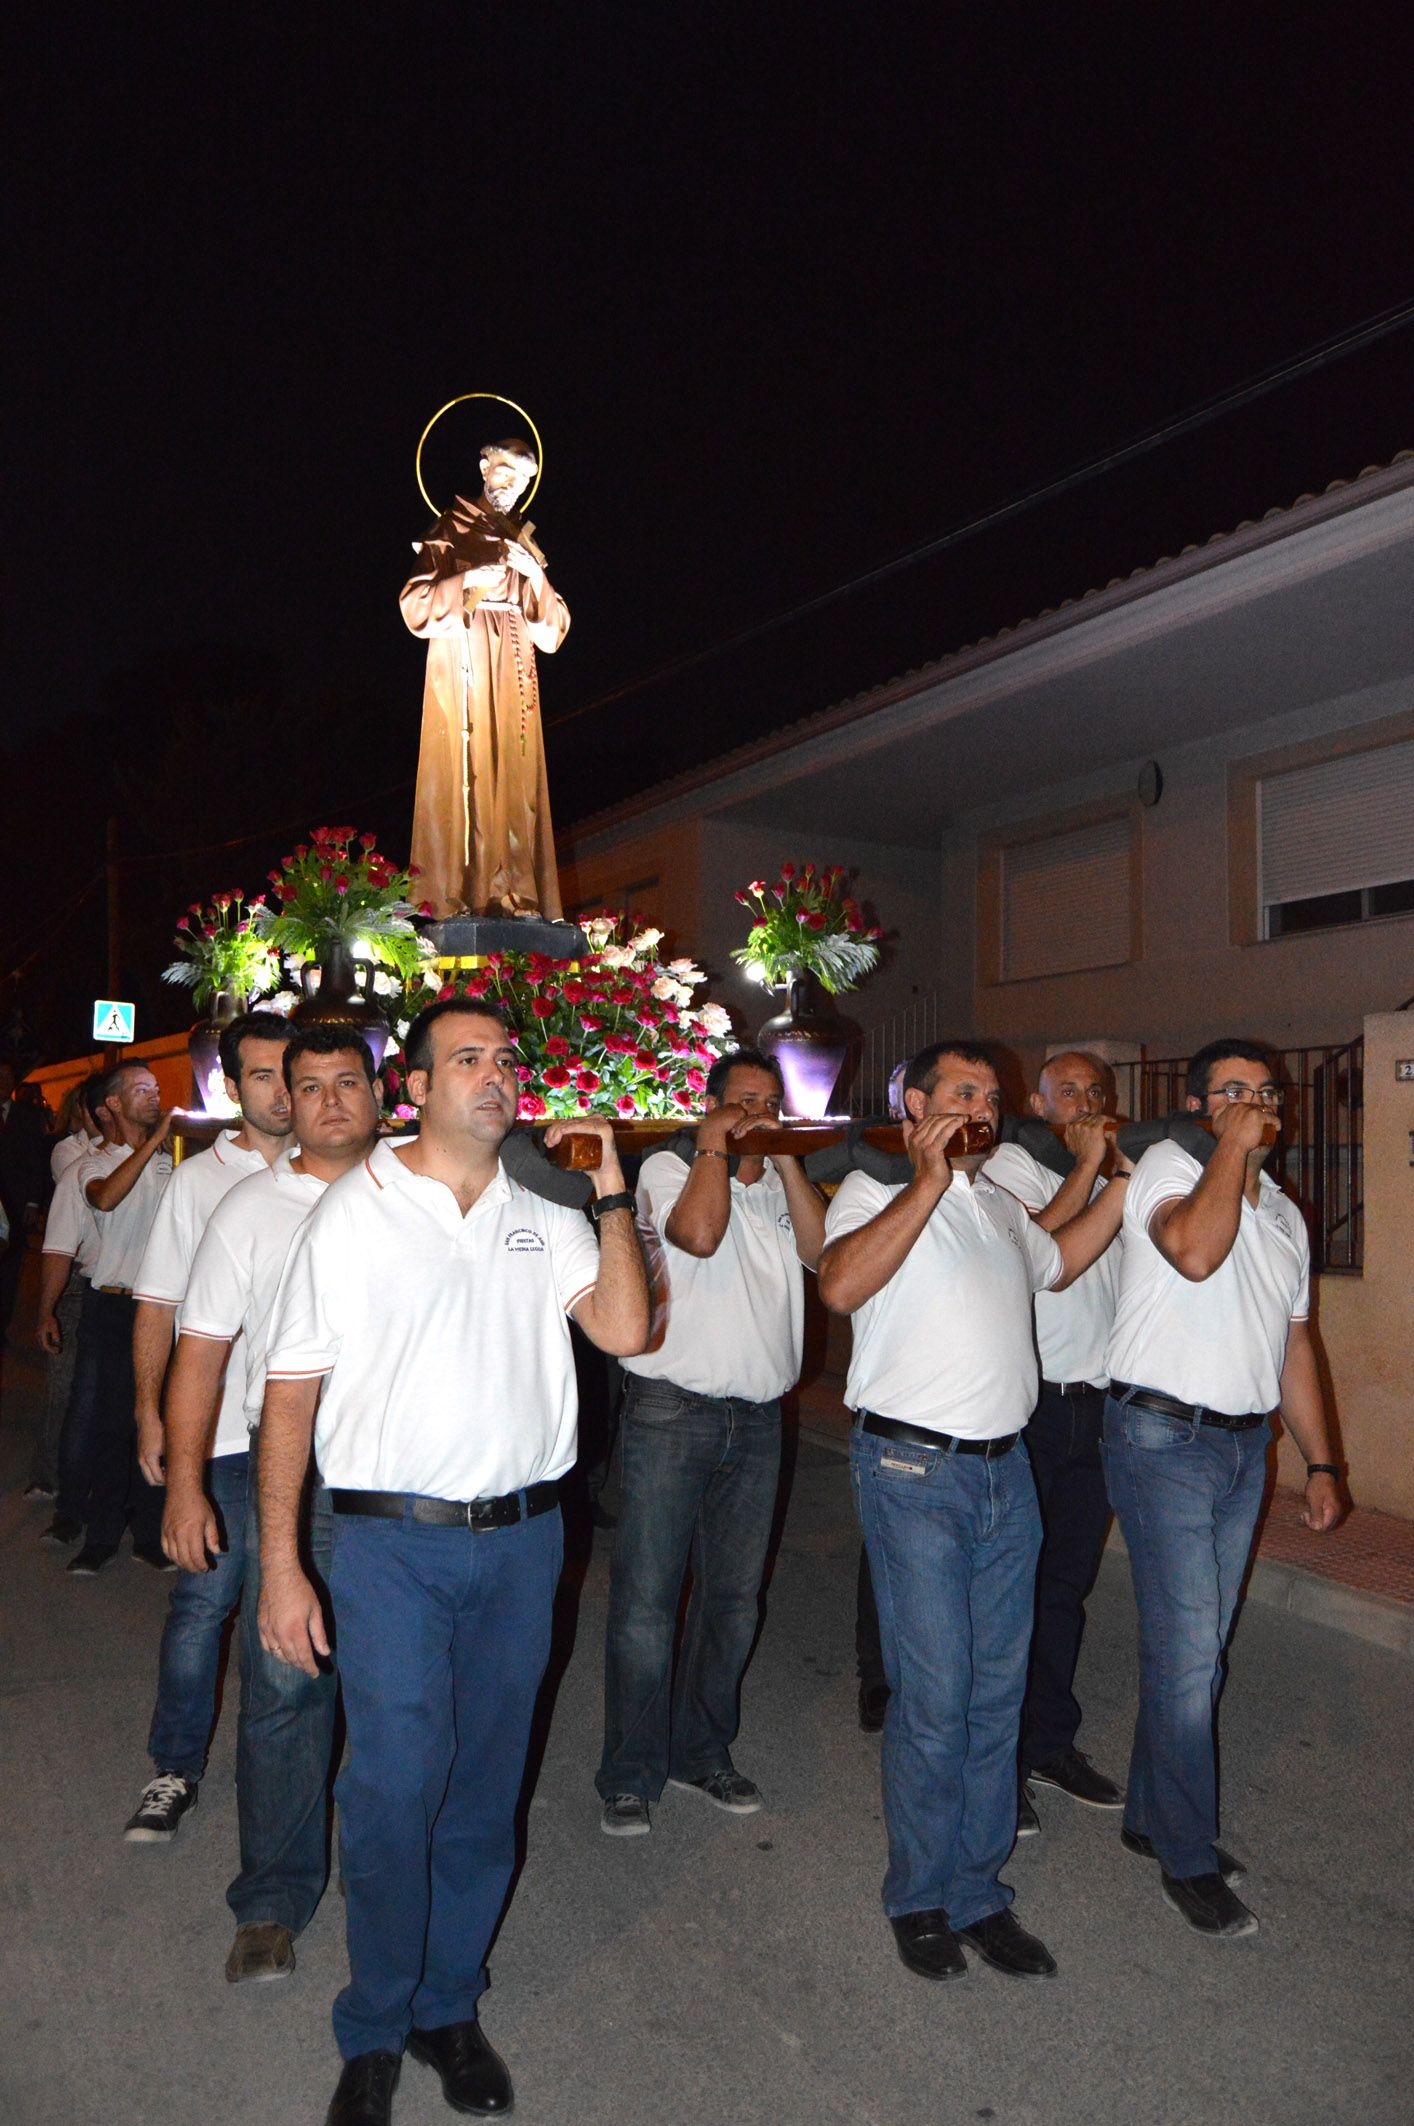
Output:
[1, 1364, 1409, 2126]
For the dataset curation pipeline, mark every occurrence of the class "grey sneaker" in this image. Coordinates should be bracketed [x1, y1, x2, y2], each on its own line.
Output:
[124, 1773, 198, 1843]
[668, 1769, 763, 1814]
[600, 1793, 651, 1837]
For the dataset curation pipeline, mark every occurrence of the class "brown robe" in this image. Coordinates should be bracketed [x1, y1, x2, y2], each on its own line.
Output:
[400, 494, 571, 919]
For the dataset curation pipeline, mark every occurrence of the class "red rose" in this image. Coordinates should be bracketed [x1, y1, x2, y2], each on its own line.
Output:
[530, 996, 556, 1020]
[384, 1067, 401, 1090]
[544, 1036, 570, 1057]
[437, 983, 456, 1001]
[561, 978, 587, 1004]
[418, 901, 434, 917]
[779, 862, 796, 880]
[615, 1094, 637, 1117]
[543, 1065, 571, 1089]
[577, 1095, 591, 1112]
[633, 1049, 656, 1071]
[685, 1068, 706, 1092]
[610, 985, 637, 1006]
[672, 1089, 696, 1110]
[804, 910, 826, 931]
[867, 925, 883, 940]
[579, 1013, 603, 1034]
[515, 1064, 533, 1084]
[462, 975, 489, 998]
[576, 1070, 600, 1093]
[335, 875, 350, 893]
[360, 832, 377, 850]
[518, 1092, 547, 1120]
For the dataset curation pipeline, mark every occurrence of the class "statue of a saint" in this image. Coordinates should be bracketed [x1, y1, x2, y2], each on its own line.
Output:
[401, 437, 570, 920]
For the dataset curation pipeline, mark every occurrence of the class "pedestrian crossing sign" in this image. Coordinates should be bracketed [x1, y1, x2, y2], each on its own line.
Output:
[92, 998, 136, 1044]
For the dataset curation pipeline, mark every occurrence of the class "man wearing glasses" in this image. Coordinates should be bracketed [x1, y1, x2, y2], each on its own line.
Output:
[1103, 1039, 1342, 1942]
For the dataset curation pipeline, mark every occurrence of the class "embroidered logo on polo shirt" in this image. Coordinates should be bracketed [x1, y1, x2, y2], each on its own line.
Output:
[505, 1227, 546, 1253]
[777, 1212, 793, 1233]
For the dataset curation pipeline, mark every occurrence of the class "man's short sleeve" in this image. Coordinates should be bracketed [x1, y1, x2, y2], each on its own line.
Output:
[134, 1170, 200, 1304]
[1019, 1209, 1064, 1293]
[824, 1169, 893, 1244]
[546, 1200, 601, 1316]
[1124, 1141, 1201, 1240]
[265, 1213, 344, 1380]
[635, 1149, 691, 1238]
[1291, 1219, 1311, 1323]
[43, 1168, 85, 1257]
[179, 1197, 251, 1342]
[981, 1141, 1053, 1214]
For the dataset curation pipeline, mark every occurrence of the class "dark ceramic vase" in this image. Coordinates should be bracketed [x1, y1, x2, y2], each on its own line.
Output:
[757, 973, 852, 1118]
[292, 937, 392, 1071]
[188, 990, 245, 1114]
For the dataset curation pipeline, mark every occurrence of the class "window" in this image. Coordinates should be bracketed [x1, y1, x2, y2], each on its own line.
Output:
[1000, 814, 1134, 980]
[1260, 739, 1414, 939]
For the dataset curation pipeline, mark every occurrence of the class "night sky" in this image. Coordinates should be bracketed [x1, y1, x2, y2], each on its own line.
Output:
[6, 8, 1413, 1050]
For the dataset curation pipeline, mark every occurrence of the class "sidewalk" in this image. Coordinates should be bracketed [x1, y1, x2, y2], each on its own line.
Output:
[793, 1355, 1414, 1657]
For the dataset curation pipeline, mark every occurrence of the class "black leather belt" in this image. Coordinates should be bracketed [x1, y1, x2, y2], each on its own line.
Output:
[1108, 1382, 1270, 1433]
[1040, 1379, 1105, 1399]
[858, 1411, 1020, 1458]
[329, 1480, 560, 1530]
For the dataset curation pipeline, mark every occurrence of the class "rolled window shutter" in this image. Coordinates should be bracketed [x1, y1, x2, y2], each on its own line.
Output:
[1260, 739, 1414, 906]
[1002, 816, 1132, 979]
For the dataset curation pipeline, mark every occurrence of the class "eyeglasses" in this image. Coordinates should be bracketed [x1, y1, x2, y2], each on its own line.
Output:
[1212, 1082, 1284, 1108]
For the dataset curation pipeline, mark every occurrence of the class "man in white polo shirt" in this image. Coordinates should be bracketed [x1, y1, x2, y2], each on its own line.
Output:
[259, 997, 649, 2126]
[819, 1040, 1127, 1985]
[1103, 1037, 1341, 1941]
[597, 1047, 824, 1836]
[162, 1019, 381, 1984]
[35, 1077, 111, 1549]
[117, 1012, 293, 1848]
[983, 1051, 1128, 1832]
[25, 1076, 104, 1502]
[66, 1062, 175, 1576]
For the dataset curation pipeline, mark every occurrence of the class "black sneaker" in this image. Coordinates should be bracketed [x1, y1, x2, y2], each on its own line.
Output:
[1122, 1824, 1245, 1886]
[124, 1774, 198, 1842]
[600, 1793, 651, 1837]
[1161, 1869, 1259, 1938]
[68, 1543, 118, 1576]
[40, 1514, 84, 1546]
[131, 1542, 176, 1572]
[668, 1768, 764, 1814]
[1016, 1783, 1040, 1838]
[1027, 1746, 1123, 1808]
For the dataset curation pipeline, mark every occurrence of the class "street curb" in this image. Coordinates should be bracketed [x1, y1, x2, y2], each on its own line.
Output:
[795, 1421, 1414, 1661]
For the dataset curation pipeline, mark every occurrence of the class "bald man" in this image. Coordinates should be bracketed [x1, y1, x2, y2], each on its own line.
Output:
[983, 1052, 1128, 1829]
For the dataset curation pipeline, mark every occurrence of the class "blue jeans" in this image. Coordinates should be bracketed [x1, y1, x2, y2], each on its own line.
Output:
[30, 1274, 84, 1490]
[228, 1463, 338, 1935]
[852, 1423, 1041, 1929]
[328, 1499, 563, 2061]
[597, 1378, 782, 1802]
[1101, 1393, 1269, 1879]
[147, 1451, 249, 1780]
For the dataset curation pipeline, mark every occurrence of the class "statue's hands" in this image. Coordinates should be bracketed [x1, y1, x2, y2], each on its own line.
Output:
[503, 543, 546, 594]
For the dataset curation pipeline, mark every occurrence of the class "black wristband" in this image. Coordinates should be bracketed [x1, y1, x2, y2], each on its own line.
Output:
[1306, 1461, 1341, 1481]
[589, 1190, 635, 1222]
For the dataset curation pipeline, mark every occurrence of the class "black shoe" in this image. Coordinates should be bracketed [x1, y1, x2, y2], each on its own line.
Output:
[131, 1542, 176, 1572]
[891, 1908, 967, 1981]
[667, 1768, 763, 1814]
[956, 1909, 1058, 1978]
[124, 1773, 198, 1842]
[1027, 1746, 1123, 1808]
[40, 1514, 84, 1546]
[68, 1543, 119, 1576]
[1016, 1783, 1040, 1838]
[327, 2052, 401, 2126]
[857, 1679, 889, 1733]
[1121, 1824, 1245, 1886]
[1161, 1869, 1259, 1938]
[408, 2019, 513, 2115]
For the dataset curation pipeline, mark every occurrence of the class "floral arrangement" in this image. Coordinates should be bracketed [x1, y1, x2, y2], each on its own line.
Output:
[255, 826, 432, 983]
[732, 862, 883, 994]
[162, 892, 281, 1013]
[382, 913, 735, 1122]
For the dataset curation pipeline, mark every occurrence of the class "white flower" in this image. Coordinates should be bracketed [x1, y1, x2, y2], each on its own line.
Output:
[262, 990, 301, 1018]
[695, 1002, 733, 1036]
[596, 943, 631, 969]
[629, 927, 663, 955]
[372, 973, 398, 996]
[582, 915, 616, 948]
[666, 957, 704, 984]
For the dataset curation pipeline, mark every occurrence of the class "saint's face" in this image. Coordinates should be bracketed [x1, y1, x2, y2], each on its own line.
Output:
[479, 452, 533, 515]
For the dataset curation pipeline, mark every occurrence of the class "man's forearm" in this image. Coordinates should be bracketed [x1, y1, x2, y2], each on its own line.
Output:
[1152, 1139, 1248, 1280]
[819, 1178, 943, 1313]
[1053, 1179, 1127, 1287]
[133, 1299, 176, 1420]
[37, 1250, 74, 1320]
[258, 1377, 321, 1572]
[1278, 1327, 1334, 1464]
[776, 1158, 826, 1270]
[663, 1156, 732, 1257]
[1035, 1155, 1105, 1232]
[164, 1334, 231, 1493]
[577, 1209, 650, 1354]
[87, 1131, 163, 1212]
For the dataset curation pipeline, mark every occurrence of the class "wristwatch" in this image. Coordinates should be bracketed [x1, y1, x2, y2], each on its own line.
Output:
[1305, 1461, 1342, 1481]
[589, 1190, 636, 1222]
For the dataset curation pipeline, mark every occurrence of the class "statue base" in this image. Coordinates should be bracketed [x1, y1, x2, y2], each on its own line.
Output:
[426, 915, 589, 964]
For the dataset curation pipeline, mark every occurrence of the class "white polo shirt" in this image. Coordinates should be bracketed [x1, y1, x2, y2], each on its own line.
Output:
[825, 1168, 1063, 1439]
[180, 1148, 326, 1429]
[623, 1150, 806, 1403]
[266, 1139, 602, 1499]
[1105, 1140, 1309, 1415]
[983, 1142, 1120, 1388]
[43, 1159, 102, 1279]
[78, 1141, 174, 1292]
[51, 1132, 98, 1185]
[134, 1131, 271, 1458]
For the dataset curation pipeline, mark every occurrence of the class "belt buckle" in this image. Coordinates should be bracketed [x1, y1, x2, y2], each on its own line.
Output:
[465, 1496, 515, 1531]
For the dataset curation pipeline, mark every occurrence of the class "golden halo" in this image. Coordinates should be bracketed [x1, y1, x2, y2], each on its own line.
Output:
[415, 393, 544, 518]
